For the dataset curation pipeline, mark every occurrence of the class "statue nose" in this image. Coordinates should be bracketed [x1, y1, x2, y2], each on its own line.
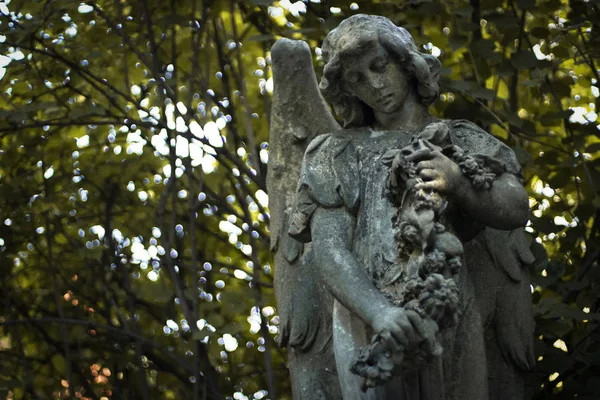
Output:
[367, 71, 385, 89]
[371, 76, 385, 89]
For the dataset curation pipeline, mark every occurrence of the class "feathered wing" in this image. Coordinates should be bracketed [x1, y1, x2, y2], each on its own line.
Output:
[448, 120, 535, 398]
[484, 227, 536, 370]
[466, 227, 536, 400]
[267, 39, 341, 398]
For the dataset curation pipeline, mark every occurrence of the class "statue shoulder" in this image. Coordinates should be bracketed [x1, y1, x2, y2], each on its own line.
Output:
[304, 128, 361, 155]
[445, 119, 499, 146]
[289, 131, 361, 242]
[445, 119, 523, 180]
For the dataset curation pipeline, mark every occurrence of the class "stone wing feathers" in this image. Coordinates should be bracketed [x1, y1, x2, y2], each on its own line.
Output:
[267, 38, 339, 350]
[484, 227, 536, 371]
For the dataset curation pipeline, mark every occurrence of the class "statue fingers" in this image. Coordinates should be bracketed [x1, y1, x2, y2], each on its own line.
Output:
[415, 160, 437, 172]
[388, 324, 410, 349]
[417, 168, 438, 181]
[381, 149, 402, 165]
[380, 329, 404, 352]
[415, 180, 445, 192]
[397, 318, 421, 345]
[405, 310, 428, 339]
[405, 148, 434, 163]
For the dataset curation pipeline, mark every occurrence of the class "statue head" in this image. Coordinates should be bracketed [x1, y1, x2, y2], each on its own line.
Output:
[319, 14, 441, 127]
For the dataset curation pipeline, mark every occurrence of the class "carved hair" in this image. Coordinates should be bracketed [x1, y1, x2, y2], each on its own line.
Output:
[320, 14, 441, 127]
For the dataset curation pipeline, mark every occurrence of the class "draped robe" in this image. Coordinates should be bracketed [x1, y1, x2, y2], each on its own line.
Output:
[289, 119, 532, 400]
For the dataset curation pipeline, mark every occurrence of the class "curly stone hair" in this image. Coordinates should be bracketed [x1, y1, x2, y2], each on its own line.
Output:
[320, 14, 441, 127]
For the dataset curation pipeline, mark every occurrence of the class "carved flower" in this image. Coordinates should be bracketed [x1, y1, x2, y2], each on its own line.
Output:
[419, 249, 446, 277]
[418, 274, 460, 329]
[404, 278, 425, 302]
[447, 256, 462, 276]
[350, 337, 399, 391]
[459, 157, 479, 174]
[399, 222, 421, 248]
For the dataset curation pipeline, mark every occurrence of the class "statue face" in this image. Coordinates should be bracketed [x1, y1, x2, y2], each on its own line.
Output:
[342, 43, 411, 114]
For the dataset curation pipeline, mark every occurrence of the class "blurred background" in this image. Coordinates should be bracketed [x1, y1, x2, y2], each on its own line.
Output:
[0, 0, 599, 398]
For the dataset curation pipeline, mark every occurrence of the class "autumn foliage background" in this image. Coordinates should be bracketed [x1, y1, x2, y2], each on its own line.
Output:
[0, 0, 599, 399]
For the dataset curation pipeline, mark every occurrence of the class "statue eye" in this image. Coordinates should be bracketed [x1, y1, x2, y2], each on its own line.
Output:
[373, 59, 388, 72]
[346, 71, 361, 83]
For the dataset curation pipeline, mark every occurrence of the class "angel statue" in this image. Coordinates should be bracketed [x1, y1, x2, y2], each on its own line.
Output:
[267, 14, 536, 400]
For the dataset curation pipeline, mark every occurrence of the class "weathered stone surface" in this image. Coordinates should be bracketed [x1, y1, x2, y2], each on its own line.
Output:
[268, 14, 535, 400]
[268, 38, 341, 400]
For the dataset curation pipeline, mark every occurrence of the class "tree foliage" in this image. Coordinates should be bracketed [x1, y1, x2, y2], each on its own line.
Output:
[0, 0, 598, 399]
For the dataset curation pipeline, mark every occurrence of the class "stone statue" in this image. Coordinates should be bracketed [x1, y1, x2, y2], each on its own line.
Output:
[268, 14, 536, 400]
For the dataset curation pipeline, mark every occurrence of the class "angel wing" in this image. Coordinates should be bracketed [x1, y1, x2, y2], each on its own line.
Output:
[267, 38, 341, 399]
[466, 227, 536, 399]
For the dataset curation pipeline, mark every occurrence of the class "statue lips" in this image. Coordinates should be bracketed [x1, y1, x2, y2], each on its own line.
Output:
[379, 93, 396, 109]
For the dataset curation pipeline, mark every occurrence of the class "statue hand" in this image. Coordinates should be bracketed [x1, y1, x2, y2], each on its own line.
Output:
[406, 148, 465, 195]
[373, 307, 428, 351]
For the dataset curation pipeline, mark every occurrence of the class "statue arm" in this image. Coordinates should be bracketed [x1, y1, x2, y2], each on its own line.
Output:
[446, 119, 529, 230]
[453, 172, 528, 230]
[411, 143, 528, 230]
[311, 207, 389, 326]
[310, 206, 426, 349]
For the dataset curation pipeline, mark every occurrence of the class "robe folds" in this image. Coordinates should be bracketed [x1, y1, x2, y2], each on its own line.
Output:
[289, 120, 534, 400]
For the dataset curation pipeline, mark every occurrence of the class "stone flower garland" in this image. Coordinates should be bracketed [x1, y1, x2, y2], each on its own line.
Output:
[350, 123, 497, 391]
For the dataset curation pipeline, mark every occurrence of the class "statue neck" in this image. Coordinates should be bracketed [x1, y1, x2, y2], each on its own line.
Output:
[372, 100, 433, 133]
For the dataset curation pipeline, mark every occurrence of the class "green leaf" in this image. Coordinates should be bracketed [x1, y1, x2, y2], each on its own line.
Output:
[536, 319, 572, 338]
[578, 76, 592, 88]
[452, 6, 473, 17]
[487, 14, 519, 29]
[552, 80, 572, 98]
[511, 50, 541, 69]
[586, 142, 600, 153]
[548, 168, 572, 187]
[51, 354, 66, 373]
[544, 303, 600, 321]
[502, 111, 524, 128]
[449, 35, 469, 51]
[552, 45, 571, 59]
[516, 0, 536, 9]
[248, 34, 276, 42]
[443, 79, 496, 101]
[530, 27, 550, 38]
[8, 110, 27, 123]
[529, 240, 549, 273]
[417, 2, 446, 16]
[163, 14, 191, 26]
[469, 86, 496, 101]
[540, 110, 573, 126]
[470, 39, 497, 58]
[532, 216, 557, 234]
